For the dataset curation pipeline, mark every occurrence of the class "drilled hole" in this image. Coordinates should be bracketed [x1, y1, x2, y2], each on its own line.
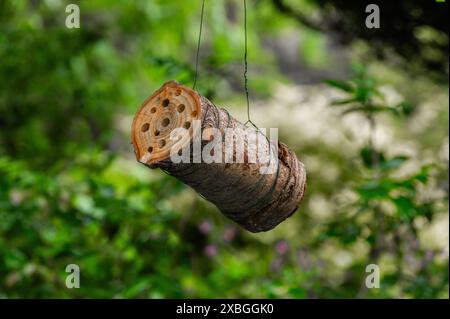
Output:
[154, 130, 160, 136]
[161, 118, 170, 127]
[159, 140, 166, 147]
[175, 89, 182, 96]
[184, 121, 191, 129]
[150, 107, 157, 113]
[162, 99, 170, 107]
[141, 123, 150, 132]
[178, 149, 182, 156]
[177, 104, 185, 113]
[148, 146, 153, 153]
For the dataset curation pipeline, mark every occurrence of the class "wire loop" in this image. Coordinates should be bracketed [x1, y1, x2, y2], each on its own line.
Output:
[193, 0, 206, 90]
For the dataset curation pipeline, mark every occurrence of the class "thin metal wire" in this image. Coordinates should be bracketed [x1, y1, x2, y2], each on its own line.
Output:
[243, 0, 252, 126]
[241, 0, 281, 209]
[193, 0, 206, 90]
[242, 0, 263, 136]
[194, 0, 254, 129]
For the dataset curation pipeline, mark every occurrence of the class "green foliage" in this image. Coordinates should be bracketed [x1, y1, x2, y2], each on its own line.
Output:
[321, 65, 448, 298]
[0, 154, 320, 298]
[325, 65, 412, 116]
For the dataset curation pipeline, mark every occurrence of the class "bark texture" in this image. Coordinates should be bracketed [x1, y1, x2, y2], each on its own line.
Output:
[132, 81, 306, 232]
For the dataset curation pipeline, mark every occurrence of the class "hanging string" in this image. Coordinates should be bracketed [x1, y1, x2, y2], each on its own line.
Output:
[241, 0, 280, 200]
[243, 0, 254, 127]
[192, 0, 271, 140]
[193, 0, 206, 90]
[194, 0, 254, 130]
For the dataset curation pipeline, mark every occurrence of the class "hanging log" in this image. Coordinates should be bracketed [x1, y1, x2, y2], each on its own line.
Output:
[131, 81, 306, 232]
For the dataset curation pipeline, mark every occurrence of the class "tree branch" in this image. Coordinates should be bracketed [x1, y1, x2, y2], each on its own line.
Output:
[271, 0, 325, 32]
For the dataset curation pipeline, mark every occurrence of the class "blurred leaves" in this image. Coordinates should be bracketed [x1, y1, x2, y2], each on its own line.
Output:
[325, 65, 412, 116]
[323, 67, 448, 298]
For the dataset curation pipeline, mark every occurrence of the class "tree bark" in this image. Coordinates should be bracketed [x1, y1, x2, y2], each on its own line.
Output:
[131, 81, 306, 232]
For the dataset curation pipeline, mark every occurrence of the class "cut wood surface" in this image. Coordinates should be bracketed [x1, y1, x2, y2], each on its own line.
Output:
[131, 81, 306, 232]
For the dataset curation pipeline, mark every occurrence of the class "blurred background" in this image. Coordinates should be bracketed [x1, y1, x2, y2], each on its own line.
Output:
[0, 0, 448, 298]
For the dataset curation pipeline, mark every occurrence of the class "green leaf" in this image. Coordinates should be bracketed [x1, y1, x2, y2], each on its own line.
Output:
[289, 287, 306, 298]
[331, 98, 357, 106]
[342, 105, 399, 116]
[392, 196, 417, 221]
[397, 101, 413, 115]
[380, 156, 409, 171]
[324, 79, 354, 93]
[360, 147, 386, 168]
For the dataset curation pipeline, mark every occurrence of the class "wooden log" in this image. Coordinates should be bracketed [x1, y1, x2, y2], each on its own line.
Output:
[131, 81, 306, 232]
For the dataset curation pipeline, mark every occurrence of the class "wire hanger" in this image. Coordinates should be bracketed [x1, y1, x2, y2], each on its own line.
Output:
[193, 0, 257, 129]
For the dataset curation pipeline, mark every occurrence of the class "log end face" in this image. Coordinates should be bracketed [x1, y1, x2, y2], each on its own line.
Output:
[131, 81, 202, 165]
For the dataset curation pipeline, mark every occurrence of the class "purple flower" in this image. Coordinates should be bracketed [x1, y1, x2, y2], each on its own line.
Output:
[204, 244, 218, 257]
[275, 241, 289, 255]
[223, 226, 237, 242]
[198, 220, 212, 234]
